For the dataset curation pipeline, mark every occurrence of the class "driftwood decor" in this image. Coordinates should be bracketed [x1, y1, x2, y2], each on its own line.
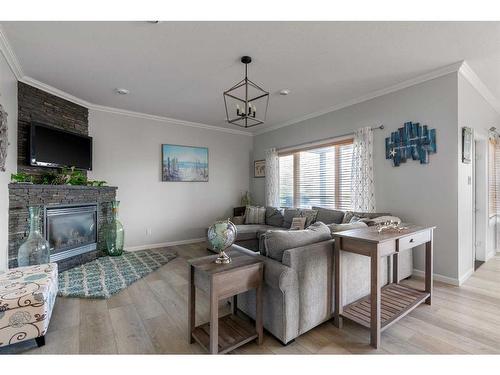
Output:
[0, 100, 8, 171]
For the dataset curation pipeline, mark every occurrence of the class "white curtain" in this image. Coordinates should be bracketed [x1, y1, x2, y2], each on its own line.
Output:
[265, 148, 280, 207]
[351, 126, 376, 212]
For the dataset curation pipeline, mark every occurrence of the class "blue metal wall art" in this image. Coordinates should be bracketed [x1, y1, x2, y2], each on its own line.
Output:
[385, 122, 436, 167]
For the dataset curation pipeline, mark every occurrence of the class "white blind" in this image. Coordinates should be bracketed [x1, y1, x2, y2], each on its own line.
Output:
[279, 154, 294, 207]
[279, 139, 353, 210]
[489, 138, 500, 216]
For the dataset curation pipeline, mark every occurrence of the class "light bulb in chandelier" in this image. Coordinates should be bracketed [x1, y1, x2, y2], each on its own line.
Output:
[234, 103, 257, 118]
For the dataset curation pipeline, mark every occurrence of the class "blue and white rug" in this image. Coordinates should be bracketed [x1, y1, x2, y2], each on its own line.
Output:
[57, 249, 177, 299]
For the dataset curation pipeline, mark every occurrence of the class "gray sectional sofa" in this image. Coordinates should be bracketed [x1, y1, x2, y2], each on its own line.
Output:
[206, 206, 413, 344]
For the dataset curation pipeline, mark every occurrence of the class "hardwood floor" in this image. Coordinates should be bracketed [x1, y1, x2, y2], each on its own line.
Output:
[2, 244, 500, 355]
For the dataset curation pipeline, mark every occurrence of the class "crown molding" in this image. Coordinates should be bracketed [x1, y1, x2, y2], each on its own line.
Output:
[18, 75, 252, 137]
[0, 28, 252, 137]
[89, 103, 253, 136]
[254, 61, 465, 136]
[0, 25, 23, 79]
[458, 61, 500, 114]
[20, 76, 93, 108]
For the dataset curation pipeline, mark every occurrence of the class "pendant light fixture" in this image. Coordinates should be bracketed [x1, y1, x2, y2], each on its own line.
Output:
[223, 56, 269, 128]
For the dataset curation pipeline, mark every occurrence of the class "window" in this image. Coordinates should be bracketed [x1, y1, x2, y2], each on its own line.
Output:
[279, 139, 353, 210]
[489, 137, 500, 216]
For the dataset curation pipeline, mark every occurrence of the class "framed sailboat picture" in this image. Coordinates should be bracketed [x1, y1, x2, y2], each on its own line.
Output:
[162, 144, 209, 182]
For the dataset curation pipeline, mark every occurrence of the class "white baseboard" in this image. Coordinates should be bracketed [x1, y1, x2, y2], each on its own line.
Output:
[125, 237, 206, 252]
[458, 268, 474, 285]
[412, 267, 474, 286]
[412, 269, 460, 286]
[485, 249, 496, 262]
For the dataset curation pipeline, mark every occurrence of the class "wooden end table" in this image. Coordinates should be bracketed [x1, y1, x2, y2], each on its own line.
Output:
[332, 224, 435, 348]
[188, 249, 264, 354]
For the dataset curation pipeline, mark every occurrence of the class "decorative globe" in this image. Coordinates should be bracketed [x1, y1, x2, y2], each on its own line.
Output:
[207, 219, 237, 264]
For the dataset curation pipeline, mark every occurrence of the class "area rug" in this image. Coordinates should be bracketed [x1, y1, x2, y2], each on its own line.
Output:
[57, 249, 177, 299]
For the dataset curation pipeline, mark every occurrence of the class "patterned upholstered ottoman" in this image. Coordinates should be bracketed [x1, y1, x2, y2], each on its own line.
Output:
[0, 263, 58, 348]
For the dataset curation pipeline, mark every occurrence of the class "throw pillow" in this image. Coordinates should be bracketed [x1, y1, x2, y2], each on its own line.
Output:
[282, 208, 301, 228]
[232, 216, 245, 225]
[264, 222, 332, 262]
[312, 206, 345, 224]
[245, 206, 266, 224]
[328, 221, 368, 235]
[300, 209, 318, 228]
[290, 217, 306, 230]
[265, 206, 284, 227]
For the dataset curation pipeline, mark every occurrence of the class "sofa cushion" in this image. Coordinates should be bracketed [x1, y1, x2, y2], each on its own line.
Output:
[236, 224, 278, 241]
[282, 208, 301, 228]
[312, 206, 345, 224]
[245, 206, 266, 224]
[342, 211, 391, 224]
[264, 222, 331, 262]
[265, 207, 284, 227]
[327, 221, 368, 235]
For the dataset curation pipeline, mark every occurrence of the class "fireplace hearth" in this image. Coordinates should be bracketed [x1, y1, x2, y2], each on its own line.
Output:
[45, 204, 98, 262]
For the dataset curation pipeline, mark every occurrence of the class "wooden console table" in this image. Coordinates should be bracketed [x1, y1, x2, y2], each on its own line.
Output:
[188, 250, 263, 354]
[333, 224, 435, 348]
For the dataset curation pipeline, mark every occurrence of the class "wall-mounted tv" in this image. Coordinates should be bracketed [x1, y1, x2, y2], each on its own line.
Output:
[30, 122, 93, 170]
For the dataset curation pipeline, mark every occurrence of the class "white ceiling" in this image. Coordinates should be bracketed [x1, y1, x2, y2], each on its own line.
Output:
[2, 21, 500, 134]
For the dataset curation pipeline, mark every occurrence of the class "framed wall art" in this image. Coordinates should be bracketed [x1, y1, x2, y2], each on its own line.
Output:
[162, 144, 208, 182]
[254, 159, 265, 178]
[462, 127, 472, 164]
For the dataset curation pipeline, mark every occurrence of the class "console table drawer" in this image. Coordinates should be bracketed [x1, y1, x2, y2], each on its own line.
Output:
[398, 230, 430, 251]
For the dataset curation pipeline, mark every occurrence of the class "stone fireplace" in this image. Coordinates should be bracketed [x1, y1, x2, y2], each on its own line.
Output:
[8, 184, 117, 271]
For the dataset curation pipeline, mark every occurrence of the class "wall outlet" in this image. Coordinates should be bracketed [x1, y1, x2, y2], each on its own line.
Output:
[146, 228, 152, 236]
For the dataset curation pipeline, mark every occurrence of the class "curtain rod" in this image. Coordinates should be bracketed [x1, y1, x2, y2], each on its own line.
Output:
[276, 125, 385, 152]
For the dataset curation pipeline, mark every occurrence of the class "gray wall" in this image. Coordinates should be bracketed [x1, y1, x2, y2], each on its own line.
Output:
[88, 110, 253, 249]
[252, 73, 459, 280]
[457, 73, 500, 280]
[0, 51, 18, 272]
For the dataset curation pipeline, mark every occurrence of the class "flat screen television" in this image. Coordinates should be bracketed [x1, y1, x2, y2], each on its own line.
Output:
[30, 122, 93, 170]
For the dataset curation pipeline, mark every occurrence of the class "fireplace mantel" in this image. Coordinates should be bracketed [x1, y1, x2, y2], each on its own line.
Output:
[8, 183, 117, 270]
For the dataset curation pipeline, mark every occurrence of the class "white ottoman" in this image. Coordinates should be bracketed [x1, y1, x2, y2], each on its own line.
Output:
[0, 263, 58, 348]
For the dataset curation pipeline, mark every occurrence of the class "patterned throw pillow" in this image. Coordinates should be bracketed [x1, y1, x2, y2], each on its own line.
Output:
[300, 209, 318, 228]
[245, 206, 266, 224]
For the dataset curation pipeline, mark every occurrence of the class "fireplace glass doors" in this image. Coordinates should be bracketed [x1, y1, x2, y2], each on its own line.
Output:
[44, 204, 98, 262]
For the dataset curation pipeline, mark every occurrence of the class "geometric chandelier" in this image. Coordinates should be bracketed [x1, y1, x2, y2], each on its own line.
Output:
[223, 56, 270, 128]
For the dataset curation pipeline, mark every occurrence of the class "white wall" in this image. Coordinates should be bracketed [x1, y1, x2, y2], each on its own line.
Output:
[0, 52, 17, 272]
[252, 73, 459, 281]
[457, 73, 500, 280]
[88, 110, 252, 249]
